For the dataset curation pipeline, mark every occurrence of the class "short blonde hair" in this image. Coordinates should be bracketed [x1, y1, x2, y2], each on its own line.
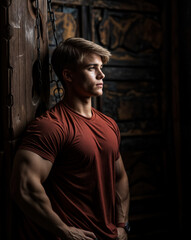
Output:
[51, 37, 111, 83]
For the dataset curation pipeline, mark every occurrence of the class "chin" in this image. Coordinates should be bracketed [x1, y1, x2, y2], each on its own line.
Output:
[94, 91, 103, 97]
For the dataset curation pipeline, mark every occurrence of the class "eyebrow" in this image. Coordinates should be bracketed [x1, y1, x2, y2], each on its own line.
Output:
[84, 64, 103, 67]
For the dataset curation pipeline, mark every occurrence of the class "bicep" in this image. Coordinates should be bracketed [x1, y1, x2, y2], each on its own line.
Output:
[11, 149, 52, 194]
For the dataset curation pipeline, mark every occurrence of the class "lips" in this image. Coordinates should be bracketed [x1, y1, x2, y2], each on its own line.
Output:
[96, 83, 103, 87]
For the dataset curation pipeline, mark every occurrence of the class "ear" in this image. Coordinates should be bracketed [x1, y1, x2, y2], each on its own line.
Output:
[62, 69, 72, 83]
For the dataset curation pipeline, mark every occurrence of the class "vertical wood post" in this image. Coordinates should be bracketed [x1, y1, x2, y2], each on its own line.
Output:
[0, 0, 49, 239]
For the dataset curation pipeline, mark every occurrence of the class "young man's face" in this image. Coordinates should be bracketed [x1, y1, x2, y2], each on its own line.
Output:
[69, 53, 105, 98]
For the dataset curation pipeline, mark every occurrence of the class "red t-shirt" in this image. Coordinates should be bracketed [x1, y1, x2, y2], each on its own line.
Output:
[18, 101, 120, 240]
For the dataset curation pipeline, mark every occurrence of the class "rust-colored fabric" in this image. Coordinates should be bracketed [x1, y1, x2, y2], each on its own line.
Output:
[19, 101, 120, 239]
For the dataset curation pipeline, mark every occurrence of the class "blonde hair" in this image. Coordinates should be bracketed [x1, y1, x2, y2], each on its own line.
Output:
[51, 37, 111, 84]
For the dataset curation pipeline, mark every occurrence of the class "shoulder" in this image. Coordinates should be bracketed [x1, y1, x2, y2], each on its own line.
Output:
[93, 108, 121, 146]
[93, 107, 117, 123]
[26, 102, 67, 136]
[19, 103, 67, 162]
[92, 108, 119, 131]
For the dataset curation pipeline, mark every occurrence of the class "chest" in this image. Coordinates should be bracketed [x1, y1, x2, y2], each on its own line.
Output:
[68, 120, 118, 155]
[56, 117, 119, 172]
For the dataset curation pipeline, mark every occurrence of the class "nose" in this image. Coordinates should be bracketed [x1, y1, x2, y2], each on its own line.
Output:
[97, 69, 105, 80]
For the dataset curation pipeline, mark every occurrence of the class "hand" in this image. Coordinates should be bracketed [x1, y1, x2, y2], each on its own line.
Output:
[117, 227, 128, 240]
[63, 226, 97, 240]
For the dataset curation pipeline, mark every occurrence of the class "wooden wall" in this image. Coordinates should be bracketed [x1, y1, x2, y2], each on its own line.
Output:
[0, 0, 49, 239]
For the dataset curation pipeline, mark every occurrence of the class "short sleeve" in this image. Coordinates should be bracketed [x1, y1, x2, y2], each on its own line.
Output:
[19, 118, 65, 163]
[108, 118, 121, 160]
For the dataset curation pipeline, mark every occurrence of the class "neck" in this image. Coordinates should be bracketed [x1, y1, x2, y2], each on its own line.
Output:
[62, 91, 92, 118]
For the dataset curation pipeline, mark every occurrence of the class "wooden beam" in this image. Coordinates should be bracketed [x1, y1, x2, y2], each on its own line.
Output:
[52, 0, 159, 12]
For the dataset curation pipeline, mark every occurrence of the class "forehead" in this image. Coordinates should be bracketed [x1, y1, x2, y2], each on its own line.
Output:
[82, 53, 103, 65]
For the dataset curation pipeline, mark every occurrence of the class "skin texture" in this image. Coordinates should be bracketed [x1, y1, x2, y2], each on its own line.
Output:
[11, 53, 130, 239]
[115, 155, 130, 240]
[62, 53, 105, 118]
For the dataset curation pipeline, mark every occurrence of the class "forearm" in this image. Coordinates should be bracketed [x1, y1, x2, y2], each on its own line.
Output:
[12, 181, 68, 238]
[12, 182, 97, 240]
[115, 173, 130, 225]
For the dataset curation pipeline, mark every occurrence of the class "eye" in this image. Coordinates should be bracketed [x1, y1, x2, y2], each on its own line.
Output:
[88, 66, 95, 69]
[88, 66, 95, 71]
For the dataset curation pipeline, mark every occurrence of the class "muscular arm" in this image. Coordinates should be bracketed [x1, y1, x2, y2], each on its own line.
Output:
[10, 149, 69, 237]
[115, 154, 130, 239]
[11, 149, 96, 240]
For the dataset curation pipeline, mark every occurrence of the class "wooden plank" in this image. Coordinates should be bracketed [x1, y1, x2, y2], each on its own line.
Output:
[48, 7, 80, 46]
[121, 149, 164, 195]
[118, 120, 161, 137]
[102, 81, 160, 121]
[117, 97, 159, 120]
[92, 8, 162, 66]
[1, 0, 49, 140]
[81, 5, 89, 39]
[52, 0, 159, 12]
[103, 67, 159, 80]
[121, 148, 168, 238]
[0, 1, 49, 239]
[120, 136, 162, 151]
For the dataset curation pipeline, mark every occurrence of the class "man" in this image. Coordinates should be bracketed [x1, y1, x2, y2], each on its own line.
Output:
[11, 38, 130, 240]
